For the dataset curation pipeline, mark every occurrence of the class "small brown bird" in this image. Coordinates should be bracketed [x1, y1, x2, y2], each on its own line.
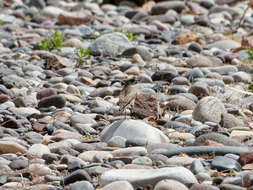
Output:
[118, 77, 139, 115]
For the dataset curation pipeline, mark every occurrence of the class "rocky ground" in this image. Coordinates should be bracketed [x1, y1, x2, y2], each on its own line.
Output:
[1, 0, 253, 189]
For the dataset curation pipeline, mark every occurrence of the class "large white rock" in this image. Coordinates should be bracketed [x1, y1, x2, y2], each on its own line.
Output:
[101, 119, 169, 144]
[100, 167, 198, 187]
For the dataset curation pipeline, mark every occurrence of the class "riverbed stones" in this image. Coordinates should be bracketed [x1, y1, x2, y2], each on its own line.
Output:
[0, 0, 253, 189]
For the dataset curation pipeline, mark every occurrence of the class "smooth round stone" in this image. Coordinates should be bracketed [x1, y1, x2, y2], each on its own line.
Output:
[101, 181, 133, 190]
[112, 147, 147, 157]
[89, 32, 132, 56]
[151, 70, 178, 82]
[190, 159, 205, 175]
[36, 88, 57, 100]
[60, 169, 91, 185]
[28, 144, 50, 158]
[166, 95, 196, 111]
[194, 132, 241, 146]
[68, 161, 81, 172]
[200, 0, 214, 9]
[194, 78, 225, 87]
[181, 14, 195, 25]
[188, 42, 202, 53]
[29, 164, 51, 176]
[154, 179, 189, 190]
[42, 153, 59, 164]
[0, 94, 9, 104]
[38, 95, 66, 108]
[178, 93, 198, 103]
[167, 86, 187, 95]
[211, 156, 241, 171]
[132, 156, 152, 166]
[9, 158, 28, 170]
[184, 68, 204, 80]
[209, 66, 238, 75]
[79, 151, 113, 163]
[196, 172, 211, 181]
[225, 154, 239, 161]
[193, 96, 226, 123]
[71, 114, 96, 125]
[151, 1, 186, 15]
[188, 82, 210, 99]
[186, 55, 222, 68]
[0, 141, 27, 154]
[69, 181, 94, 190]
[101, 167, 197, 187]
[101, 119, 170, 144]
[107, 136, 126, 148]
[220, 113, 244, 129]
[231, 72, 251, 82]
[121, 46, 152, 61]
[205, 40, 241, 50]
[222, 176, 242, 186]
[164, 121, 190, 130]
[172, 77, 189, 85]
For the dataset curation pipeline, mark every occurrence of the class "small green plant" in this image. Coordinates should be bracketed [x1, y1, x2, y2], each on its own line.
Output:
[75, 48, 91, 67]
[0, 20, 3, 25]
[82, 132, 93, 139]
[228, 170, 236, 177]
[38, 31, 65, 51]
[246, 48, 253, 60]
[114, 29, 138, 41]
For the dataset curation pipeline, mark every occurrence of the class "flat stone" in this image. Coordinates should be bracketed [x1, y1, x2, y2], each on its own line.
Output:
[211, 156, 241, 171]
[101, 181, 134, 190]
[58, 11, 93, 25]
[186, 55, 223, 68]
[36, 88, 57, 100]
[151, 1, 186, 15]
[205, 40, 241, 50]
[154, 179, 189, 190]
[38, 95, 66, 108]
[79, 151, 113, 163]
[0, 141, 27, 154]
[60, 169, 91, 185]
[100, 167, 197, 187]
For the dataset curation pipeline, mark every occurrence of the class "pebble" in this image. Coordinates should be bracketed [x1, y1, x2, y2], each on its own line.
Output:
[38, 95, 66, 108]
[101, 167, 197, 187]
[211, 156, 242, 171]
[154, 179, 189, 190]
[193, 96, 227, 123]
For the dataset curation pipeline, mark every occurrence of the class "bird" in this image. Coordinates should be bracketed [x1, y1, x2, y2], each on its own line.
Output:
[118, 77, 139, 115]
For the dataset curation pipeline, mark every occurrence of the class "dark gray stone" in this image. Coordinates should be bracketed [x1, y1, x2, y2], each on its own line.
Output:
[211, 156, 241, 171]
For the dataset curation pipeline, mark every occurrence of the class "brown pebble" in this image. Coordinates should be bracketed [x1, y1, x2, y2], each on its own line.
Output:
[0, 94, 9, 104]
[36, 88, 57, 100]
